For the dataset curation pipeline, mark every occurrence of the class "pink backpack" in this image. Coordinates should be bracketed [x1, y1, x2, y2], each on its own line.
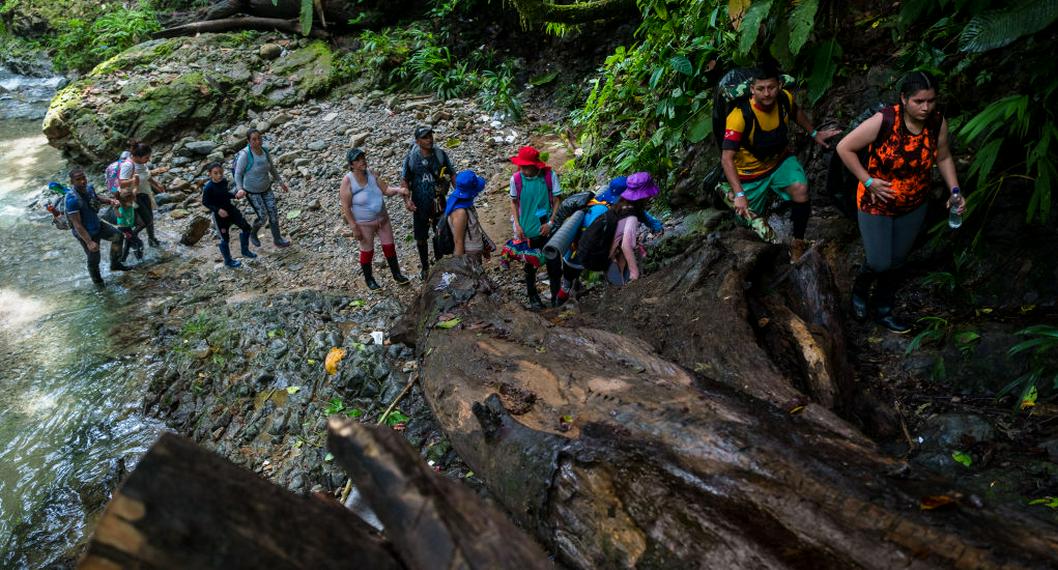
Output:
[105, 158, 131, 195]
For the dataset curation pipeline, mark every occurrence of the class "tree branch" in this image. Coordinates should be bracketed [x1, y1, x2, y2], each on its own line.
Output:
[507, 0, 637, 24]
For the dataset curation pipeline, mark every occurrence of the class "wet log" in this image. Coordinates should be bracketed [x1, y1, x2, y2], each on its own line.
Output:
[153, 16, 329, 39]
[326, 419, 552, 569]
[399, 248, 1058, 569]
[78, 433, 403, 570]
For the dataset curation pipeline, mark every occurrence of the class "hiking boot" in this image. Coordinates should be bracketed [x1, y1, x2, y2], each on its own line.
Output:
[134, 246, 144, 260]
[225, 259, 242, 268]
[111, 262, 131, 272]
[274, 238, 291, 248]
[239, 232, 257, 258]
[250, 233, 261, 248]
[148, 237, 161, 248]
[419, 268, 429, 281]
[875, 308, 911, 334]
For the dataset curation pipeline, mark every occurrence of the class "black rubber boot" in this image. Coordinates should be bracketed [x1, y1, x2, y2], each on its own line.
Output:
[386, 255, 410, 286]
[362, 263, 381, 290]
[416, 240, 430, 280]
[250, 224, 262, 247]
[525, 266, 544, 310]
[851, 267, 874, 321]
[219, 241, 241, 268]
[239, 231, 257, 259]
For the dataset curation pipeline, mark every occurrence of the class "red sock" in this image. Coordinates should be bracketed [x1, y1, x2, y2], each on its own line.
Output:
[359, 250, 374, 265]
[381, 243, 396, 258]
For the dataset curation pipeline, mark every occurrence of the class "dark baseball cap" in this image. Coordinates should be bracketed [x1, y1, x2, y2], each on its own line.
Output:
[346, 148, 366, 162]
[414, 126, 434, 139]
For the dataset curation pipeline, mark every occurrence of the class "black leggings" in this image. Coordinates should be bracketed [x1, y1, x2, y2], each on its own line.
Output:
[526, 234, 561, 298]
[856, 202, 927, 309]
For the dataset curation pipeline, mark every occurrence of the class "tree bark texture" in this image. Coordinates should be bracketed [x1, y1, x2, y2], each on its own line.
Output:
[396, 240, 1058, 569]
[327, 419, 553, 570]
[153, 16, 329, 39]
[78, 433, 402, 570]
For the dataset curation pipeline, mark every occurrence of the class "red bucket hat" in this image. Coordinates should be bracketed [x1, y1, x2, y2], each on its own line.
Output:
[510, 146, 548, 169]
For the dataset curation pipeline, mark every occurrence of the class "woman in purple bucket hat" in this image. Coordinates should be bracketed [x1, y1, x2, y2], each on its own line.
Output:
[608, 172, 659, 284]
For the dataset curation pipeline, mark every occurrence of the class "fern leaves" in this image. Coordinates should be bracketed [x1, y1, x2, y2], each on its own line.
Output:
[788, 0, 819, 56]
[959, 0, 1058, 53]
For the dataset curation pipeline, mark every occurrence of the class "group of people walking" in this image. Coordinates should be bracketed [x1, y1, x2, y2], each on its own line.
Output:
[718, 66, 964, 333]
[64, 66, 965, 335]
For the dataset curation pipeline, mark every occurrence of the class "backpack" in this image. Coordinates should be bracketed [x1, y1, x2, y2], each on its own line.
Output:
[572, 205, 620, 271]
[433, 215, 455, 257]
[104, 158, 129, 195]
[232, 145, 271, 180]
[825, 104, 942, 218]
[44, 182, 70, 231]
[552, 191, 594, 229]
[513, 169, 555, 203]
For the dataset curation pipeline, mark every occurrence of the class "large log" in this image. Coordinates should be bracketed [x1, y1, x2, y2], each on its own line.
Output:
[327, 419, 552, 569]
[398, 246, 1058, 569]
[153, 16, 329, 39]
[79, 433, 403, 570]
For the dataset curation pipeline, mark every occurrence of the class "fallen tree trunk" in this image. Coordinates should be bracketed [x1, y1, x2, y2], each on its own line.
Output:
[396, 245, 1058, 569]
[327, 419, 552, 569]
[78, 433, 402, 570]
[153, 16, 329, 39]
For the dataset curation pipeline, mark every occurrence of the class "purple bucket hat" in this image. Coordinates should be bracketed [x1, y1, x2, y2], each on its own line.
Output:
[622, 172, 659, 201]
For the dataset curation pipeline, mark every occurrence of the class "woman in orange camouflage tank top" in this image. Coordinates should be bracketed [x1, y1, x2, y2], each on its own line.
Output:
[836, 72, 965, 334]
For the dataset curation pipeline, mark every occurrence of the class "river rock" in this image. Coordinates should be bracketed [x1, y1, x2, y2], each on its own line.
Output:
[307, 140, 327, 151]
[170, 208, 190, 219]
[350, 131, 369, 147]
[307, 199, 321, 211]
[259, 43, 283, 60]
[180, 215, 212, 246]
[155, 193, 176, 206]
[42, 35, 339, 161]
[185, 141, 217, 156]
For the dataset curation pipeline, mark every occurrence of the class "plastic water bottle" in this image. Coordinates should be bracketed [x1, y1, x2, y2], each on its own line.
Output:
[948, 187, 963, 229]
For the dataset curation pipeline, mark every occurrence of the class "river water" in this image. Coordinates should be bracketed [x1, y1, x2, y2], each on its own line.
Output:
[0, 65, 165, 568]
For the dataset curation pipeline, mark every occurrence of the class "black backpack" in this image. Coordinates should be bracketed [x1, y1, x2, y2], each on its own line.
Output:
[825, 104, 942, 218]
[573, 205, 621, 271]
[433, 215, 455, 257]
[552, 191, 595, 229]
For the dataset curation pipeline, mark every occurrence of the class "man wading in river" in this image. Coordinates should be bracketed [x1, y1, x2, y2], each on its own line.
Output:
[65, 168, 129, 286]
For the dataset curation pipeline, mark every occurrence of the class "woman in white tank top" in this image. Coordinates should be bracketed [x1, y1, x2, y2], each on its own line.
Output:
[339, 148, 412, 289]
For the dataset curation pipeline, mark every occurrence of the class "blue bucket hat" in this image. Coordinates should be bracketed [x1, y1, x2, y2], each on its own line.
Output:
[453, 170, 486, 200]
[595, 175, 628, 204]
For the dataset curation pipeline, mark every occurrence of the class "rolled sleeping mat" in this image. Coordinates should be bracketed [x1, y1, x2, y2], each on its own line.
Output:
[543, 210, 586, 261]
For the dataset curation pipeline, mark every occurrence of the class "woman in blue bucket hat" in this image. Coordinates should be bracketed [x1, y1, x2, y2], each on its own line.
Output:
[445, 170, 494, 259]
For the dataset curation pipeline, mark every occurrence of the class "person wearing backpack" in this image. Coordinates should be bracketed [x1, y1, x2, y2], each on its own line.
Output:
[234, 129, 291, 248]
[509, 145, 562, 309]
[836, 71, 965, 334]
[340, 148, 412, 289]
[65, 168, 128, 285]
[118, 142, 166, 248]
[400, 126, 455, 279]
[443, 170, 493, 261]
[203, 162, 257, 269]
[720, 63, 838, 258]
[554, 172, 660, 305]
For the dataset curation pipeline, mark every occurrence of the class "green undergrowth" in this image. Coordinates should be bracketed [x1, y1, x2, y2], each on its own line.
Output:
[338, 21, 524, 120]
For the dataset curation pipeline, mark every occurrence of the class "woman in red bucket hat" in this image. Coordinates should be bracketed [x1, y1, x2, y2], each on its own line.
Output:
[508, 145, 563, 309]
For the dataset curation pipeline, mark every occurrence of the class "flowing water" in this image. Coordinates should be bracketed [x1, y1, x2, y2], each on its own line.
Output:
[0, 65, 165, 568]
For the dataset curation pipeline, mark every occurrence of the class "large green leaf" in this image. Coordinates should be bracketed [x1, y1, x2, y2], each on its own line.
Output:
[788, 0, 818, 55]
[299, 0, 314, 37]
[738, 0, 774, 56]
[806, 39, 842, 104]
[686, 110, 712, 144]
[669, 55, 693, 76]
[959, 0, 1058, 53]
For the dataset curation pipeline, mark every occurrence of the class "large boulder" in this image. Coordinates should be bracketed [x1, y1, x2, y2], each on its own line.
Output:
[42, 34, 339, 162]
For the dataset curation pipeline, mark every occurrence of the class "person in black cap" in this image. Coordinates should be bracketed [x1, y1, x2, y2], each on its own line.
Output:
[400, 125, 455, 280]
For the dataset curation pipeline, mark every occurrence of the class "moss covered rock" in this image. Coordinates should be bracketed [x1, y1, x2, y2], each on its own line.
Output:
[42, 33, 339, 161]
